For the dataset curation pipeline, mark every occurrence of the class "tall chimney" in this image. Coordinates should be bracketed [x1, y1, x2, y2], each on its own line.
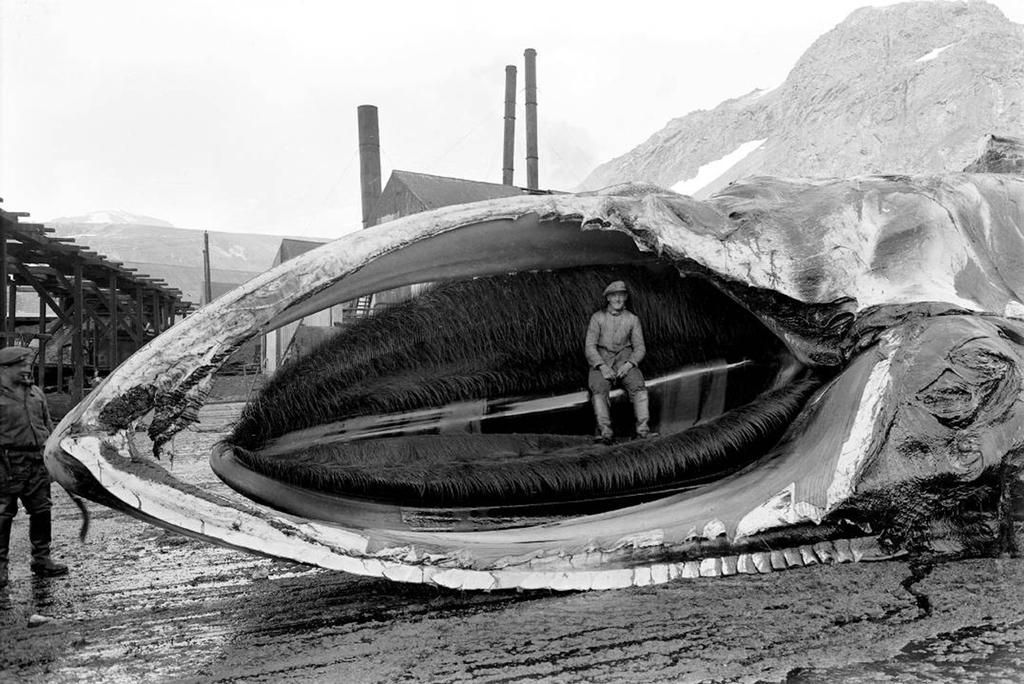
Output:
[502, 65, 517, 186]
[524, 48, 538, 190]
[357, 105, 382, 229]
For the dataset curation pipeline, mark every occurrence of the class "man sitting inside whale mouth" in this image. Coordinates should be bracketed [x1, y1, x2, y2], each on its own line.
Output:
[217, 263, 823, 530]
[586, 279, 654, 445]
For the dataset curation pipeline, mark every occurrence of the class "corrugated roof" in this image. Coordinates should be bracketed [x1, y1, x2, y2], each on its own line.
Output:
[389, 170, 528, 210]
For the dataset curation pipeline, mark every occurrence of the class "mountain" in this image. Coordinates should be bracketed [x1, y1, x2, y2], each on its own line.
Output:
[579, 1, 1024, 196]
[48, 210, 175, 228]
[46, 216, 303, 305]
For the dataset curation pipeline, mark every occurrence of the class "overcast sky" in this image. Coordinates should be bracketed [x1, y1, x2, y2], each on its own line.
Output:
[2, 0, 1022, 238]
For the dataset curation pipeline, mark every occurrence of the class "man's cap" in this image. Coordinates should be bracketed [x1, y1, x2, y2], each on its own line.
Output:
[0, 347, 34, 366]
[603, 280, 628, 297]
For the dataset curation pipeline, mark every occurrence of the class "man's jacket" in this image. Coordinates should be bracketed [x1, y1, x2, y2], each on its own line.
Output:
[584, 309, 646, 370]
[0, 384, 52, 449]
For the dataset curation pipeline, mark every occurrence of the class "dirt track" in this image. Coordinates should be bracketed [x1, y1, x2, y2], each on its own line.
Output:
[2, 401, 1024, 683]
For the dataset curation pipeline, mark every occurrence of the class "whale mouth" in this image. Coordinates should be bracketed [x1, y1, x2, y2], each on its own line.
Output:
[215, 260, 824, 531]
[42, 176, 1024, 590]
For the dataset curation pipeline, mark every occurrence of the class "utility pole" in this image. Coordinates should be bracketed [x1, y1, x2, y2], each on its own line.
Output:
[202, 231, 213, 305]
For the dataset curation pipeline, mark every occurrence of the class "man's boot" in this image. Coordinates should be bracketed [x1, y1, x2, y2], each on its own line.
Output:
[0, 516, 11, 589]
[633, 389, 654, 438]
[29, 512, 68, 578]
[591, 394, 614, 444]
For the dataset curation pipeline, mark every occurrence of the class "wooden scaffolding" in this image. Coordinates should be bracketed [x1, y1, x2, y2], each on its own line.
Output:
[0, 205, 191, 400]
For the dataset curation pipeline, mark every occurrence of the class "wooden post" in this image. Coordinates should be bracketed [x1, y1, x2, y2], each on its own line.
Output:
[202, 231, 213, 305]
[90, 312, 99, 372]
[108, 271, 117, 370]
[71, 260, 84, 400]
[56, 296, 65, 393]
[7, 281, 15, 341]
[152, 291, 162, 335]
[0, 220, 7, 346]
[135, 286, 145, 347]
[37, 296, 46, 387]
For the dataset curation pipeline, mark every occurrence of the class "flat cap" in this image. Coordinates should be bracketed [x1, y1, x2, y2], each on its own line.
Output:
[603, 280, 628, 297]
[0, 346, 34, 366]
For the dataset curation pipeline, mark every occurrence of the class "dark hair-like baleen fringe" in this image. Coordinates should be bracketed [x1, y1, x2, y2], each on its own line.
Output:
[231, 375, 820, 506]
[229, 265, 783, 450]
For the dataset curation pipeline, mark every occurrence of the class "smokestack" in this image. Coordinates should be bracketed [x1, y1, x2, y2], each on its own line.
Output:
[357, 105, 382, 229]
[524, 48, 538, 190]
[502, 65, 517, 186]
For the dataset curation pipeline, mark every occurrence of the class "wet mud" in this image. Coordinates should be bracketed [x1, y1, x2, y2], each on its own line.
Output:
[2, 401, 1024, 683]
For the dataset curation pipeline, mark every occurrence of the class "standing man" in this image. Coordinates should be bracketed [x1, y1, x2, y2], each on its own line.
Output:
[0, 346, 68, 589]
[584, 280, 652, 444]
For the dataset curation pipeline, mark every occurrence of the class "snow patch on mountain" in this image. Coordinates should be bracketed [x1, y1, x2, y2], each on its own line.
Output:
[748, 86, 780, 100]
[915, 40, 962, 62]
[220, 245, 249, 261]
[48, 210, 174, 228]
[672, 139, 766, 196]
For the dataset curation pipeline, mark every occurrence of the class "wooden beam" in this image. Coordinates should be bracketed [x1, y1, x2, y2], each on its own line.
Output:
[0, 219, 7, 343]
[77, 298, 113, 341]
[6, 280, 15, 340]
[48, 271, 114, 328]
[152, 291, 162, 335]
[37, 296, 46, 387]
[115, 310, 141, 345]
[55, 294, 65, 393]
[4, 223, 180, 300]
[90, 311, 99, 374]
[72, 260, 84, 400]
[108, 271, 117, 370]
[13, 262, 73, 328]
[135, 286, 144, 350]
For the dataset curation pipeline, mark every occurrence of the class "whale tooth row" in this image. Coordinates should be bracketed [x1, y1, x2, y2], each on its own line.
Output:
[521, 536, 905, 576]
[402, 536, 908, 592]
[684, 536, 905, 578]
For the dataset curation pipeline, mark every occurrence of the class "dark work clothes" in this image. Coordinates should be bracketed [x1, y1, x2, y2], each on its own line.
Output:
[0, 378, 64, 578]
[0, 382, 53, 517]
[584, 307, 651, 438]
[0, 457, 50, 514]
[584, 309, 646, 370]
[0, 384, 52, 450]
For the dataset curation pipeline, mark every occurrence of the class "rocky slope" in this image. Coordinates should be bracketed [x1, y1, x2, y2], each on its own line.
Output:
[579, 1, 1024, 196]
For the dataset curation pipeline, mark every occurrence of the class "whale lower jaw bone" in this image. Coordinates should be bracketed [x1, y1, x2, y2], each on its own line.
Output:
[57, 431, 973, 593]
[422, 536, 908, 592]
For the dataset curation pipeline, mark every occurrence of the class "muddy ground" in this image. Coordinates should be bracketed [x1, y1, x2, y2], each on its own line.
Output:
[2, 400, 1024, 683]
